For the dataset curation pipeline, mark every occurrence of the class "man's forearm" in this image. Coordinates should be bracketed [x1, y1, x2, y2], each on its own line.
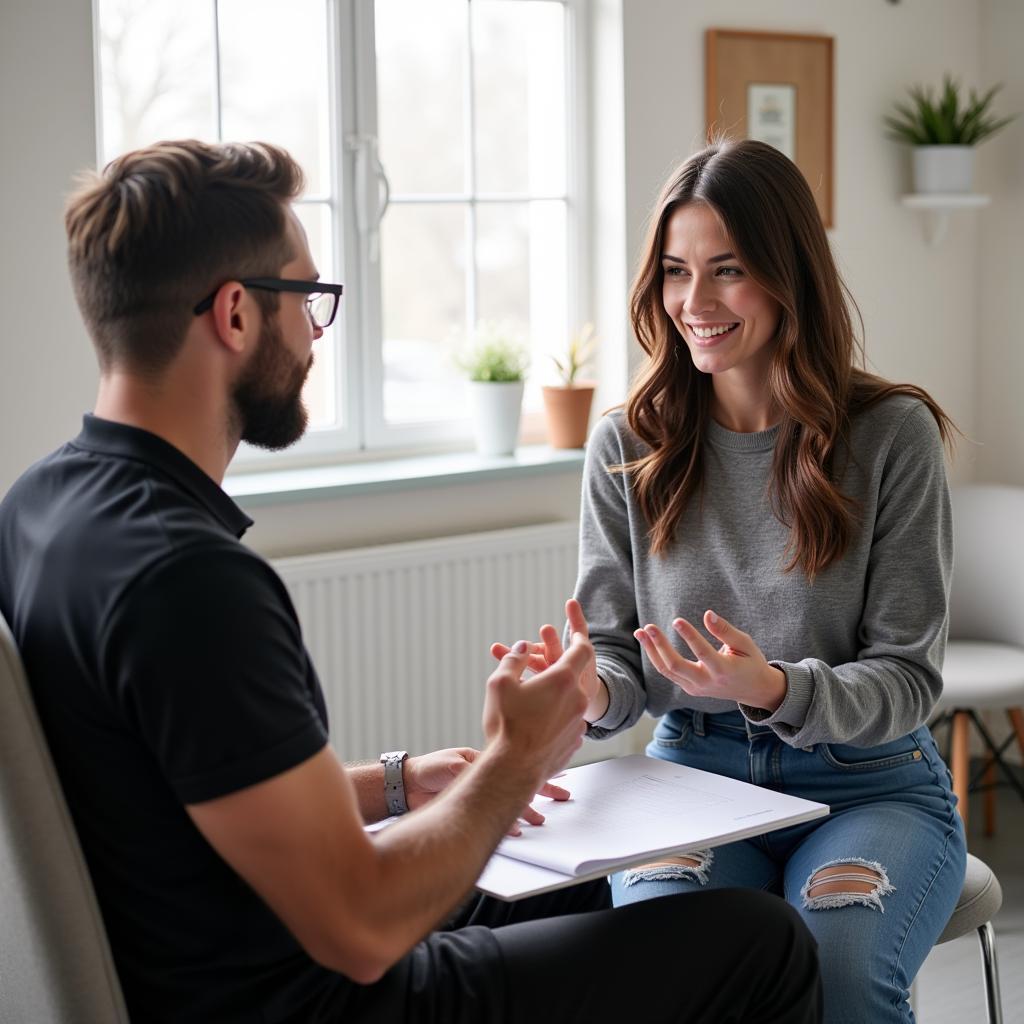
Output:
[361, 744, 540, 958]
[347, 761, 388, 823]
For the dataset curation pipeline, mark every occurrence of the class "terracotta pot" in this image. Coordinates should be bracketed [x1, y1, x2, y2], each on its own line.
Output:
[542, 383, 596, 449]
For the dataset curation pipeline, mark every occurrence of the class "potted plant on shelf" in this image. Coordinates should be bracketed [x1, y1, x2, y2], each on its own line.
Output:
[542, 323, 598, 449]
[456, 325, 529, 457]
[885, 75, 1016, 194]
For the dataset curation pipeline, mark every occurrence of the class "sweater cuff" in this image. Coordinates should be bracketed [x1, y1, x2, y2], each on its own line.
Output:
[739, 661, 814, 732]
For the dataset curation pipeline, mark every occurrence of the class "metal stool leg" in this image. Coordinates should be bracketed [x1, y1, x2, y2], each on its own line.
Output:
[978, 921, 1003, 1024]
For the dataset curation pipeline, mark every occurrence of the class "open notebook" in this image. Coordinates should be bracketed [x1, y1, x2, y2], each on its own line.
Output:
[475, 754, 829, 900]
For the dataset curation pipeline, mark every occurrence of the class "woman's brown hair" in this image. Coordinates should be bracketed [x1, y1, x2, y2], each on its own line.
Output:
[623, 138, 954, 579]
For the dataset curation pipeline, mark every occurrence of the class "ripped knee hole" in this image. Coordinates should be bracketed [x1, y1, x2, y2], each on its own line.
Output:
[621, 849, 713, 887]
[801, 859, 896, 912]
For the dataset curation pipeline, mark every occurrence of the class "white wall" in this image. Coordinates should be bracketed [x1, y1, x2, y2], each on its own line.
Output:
[0, 0, 99, 493]
[4, 0, 1021, 549]
[977, 0, 1024, 485]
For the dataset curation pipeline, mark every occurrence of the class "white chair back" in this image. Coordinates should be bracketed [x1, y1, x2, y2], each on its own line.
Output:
[949, 484, 1024, 647]
[0, 611, 129, 1023]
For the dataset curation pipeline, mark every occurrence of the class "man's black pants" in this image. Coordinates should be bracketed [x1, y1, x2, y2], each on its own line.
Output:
[341, 881, 822, 1022]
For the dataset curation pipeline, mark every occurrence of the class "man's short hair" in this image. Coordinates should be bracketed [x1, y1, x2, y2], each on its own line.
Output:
[65, 139, 305, 375]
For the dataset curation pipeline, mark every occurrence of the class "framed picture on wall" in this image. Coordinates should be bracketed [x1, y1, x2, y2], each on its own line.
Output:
[705, 29, 834, 227]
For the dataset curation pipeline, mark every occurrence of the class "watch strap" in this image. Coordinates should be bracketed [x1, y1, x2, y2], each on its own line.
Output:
[379, 750, 409, 816]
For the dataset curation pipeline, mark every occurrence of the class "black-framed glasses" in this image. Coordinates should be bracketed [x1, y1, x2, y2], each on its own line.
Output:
[193, 278, 344, 329]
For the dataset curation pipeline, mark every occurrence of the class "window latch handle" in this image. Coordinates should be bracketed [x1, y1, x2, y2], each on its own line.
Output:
[345, 134, 390, 263]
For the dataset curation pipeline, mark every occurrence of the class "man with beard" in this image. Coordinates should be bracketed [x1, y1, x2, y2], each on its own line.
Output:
[0, 140, 821, 1024]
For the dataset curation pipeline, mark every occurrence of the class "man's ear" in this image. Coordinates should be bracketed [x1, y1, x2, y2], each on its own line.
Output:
[209, 282, 257, 355]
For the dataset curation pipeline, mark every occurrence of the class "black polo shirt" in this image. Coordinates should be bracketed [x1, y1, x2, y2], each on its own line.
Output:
[0, 415, 354, 1022]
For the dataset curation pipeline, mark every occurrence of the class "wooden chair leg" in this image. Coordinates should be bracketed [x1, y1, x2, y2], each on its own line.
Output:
[1008, 708, 1024, 760]
[952, 711, 971, 834]
[984, 758, 996, 838]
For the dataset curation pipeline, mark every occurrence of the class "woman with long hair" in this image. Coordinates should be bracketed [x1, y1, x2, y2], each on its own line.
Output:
[499, 139, 965, 1022]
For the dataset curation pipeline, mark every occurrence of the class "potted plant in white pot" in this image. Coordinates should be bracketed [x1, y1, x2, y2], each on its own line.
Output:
[885, 75, 1016, 194]
[456, 326, 529, 456]
[543, 323, 598, 449]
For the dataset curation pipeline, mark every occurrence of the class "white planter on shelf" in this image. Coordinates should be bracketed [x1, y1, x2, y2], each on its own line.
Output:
[466, 380, 524, 456]
[912, 145, 976, 194]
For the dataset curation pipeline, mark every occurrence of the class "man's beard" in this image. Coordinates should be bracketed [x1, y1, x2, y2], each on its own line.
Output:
[231, 314, 313, 451]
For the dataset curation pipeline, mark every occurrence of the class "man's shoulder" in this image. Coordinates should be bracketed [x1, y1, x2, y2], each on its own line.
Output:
[127, 539, 284, 615]
[0, 437, 268, 641]
[0, 437, 80, 515]
[6, 439, 207, 558]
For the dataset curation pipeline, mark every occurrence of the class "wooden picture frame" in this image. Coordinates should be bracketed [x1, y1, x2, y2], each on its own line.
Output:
[705, 29, 834, 227]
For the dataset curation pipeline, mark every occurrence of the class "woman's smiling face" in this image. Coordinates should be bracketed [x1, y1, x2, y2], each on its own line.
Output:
[661, 202, 781, 382]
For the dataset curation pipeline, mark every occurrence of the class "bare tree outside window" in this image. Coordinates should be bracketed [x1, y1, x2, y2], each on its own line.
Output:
[97, 0, 337, 433]
[99, 0, 215, 156]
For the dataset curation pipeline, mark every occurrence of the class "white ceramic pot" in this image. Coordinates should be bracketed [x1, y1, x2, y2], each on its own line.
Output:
[912, 145, 976, 194]
[467, 380, 524, 456]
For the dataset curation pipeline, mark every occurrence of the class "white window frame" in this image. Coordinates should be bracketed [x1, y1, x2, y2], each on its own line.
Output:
[93, 0, 589, 470]
[348, 0, 587, 453]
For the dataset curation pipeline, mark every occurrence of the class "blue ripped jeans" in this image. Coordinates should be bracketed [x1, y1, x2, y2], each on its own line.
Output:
[611, 709, 966, 1024]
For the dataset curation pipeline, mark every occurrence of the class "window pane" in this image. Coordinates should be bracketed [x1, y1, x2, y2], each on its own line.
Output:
[380, 203, 468, 424]
[476, 201, 567, 412]
[294, 203, 338, 430]
[218, 0, 330, 195]
[98, 0, 215, 162]
[375, 0, 465, 195]
[473, 1, 566, 195]
[475, 203, 529, 330]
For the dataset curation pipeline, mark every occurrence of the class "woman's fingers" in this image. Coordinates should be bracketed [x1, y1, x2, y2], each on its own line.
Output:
[634, 612, 764, 702]
[492, 641, 550, 674]
[635, 625, 682, 679]
[635, 622, 707, 692]
[566, 598, 590, 639]
[539, 623, 563, 666]
[672, 617, 723, 665]
[703, 609, 750, 653]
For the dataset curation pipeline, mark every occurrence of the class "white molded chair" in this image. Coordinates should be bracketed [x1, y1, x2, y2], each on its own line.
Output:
[931, 484, 1024, 835]
[0, 610, 129, 1023]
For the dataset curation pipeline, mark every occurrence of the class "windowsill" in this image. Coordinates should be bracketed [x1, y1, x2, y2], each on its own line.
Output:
[224, 445, 587, 507]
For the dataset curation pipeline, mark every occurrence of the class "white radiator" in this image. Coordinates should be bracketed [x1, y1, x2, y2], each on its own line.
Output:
[273, 522, 642, 764]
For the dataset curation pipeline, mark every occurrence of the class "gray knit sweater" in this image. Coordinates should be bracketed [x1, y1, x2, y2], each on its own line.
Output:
[578, 395, 952, 749]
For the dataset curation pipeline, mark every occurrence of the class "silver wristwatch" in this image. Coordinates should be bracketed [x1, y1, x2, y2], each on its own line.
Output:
[379, 750, 409, 816]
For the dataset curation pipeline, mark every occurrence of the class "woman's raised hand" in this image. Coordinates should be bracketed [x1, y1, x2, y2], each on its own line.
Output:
[635, 609, 787, 712]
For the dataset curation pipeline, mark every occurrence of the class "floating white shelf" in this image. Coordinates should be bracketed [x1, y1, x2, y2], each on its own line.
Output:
[900, 194, 990, 246]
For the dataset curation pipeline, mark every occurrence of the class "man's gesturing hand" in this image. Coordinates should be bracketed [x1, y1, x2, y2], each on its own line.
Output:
[490, 599, 610, 724]
[482, 630, 592, 786]
[403, 746, 571, 833]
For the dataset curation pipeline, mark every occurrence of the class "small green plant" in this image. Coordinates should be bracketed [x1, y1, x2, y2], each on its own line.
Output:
[455, 324, 528, 382]
[550, 323, 597, 386]
[885, 75, 1015, 146]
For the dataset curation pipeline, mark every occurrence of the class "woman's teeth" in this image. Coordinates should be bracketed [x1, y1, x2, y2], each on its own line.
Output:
[690, 323, 738, 339]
